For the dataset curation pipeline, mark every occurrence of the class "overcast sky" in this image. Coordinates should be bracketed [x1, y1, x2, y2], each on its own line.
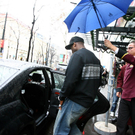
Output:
[1, 0, 134, 50]
[0, 0, 80, 46]
[0, 0, 80, 33]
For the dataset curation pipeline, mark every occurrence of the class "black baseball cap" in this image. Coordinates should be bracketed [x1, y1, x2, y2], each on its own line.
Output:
[65, 36, 84, 50]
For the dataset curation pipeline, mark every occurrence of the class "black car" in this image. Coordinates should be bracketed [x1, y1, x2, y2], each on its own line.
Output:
[0, 59, 110, 135]
[0, 59, 66, 135]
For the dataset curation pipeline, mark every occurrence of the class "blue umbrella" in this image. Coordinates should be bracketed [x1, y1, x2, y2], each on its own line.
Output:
[64, 0, 133, 35]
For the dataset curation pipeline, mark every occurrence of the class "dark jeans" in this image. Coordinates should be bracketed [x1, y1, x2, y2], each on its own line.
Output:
[116, 98, 135, 135]
[111, 89, 119, 112]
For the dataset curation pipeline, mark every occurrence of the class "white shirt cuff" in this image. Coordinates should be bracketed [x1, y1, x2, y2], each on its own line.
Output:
[114, 48, 119, 54]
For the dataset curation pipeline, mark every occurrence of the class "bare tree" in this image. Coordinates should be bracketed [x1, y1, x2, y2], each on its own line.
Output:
[49, 46, 56, 67]
[26, 0, 44, 61]
[30, 33, 35, 62]
[45, 37, 51, 66]
[40, 41, 44, 65]
[30, 28, 38, 62]
[9, 21, 20, 60]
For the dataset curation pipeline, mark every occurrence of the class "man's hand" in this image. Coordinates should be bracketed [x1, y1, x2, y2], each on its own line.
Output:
[104, 39, 117, 51]
[104, 39, 112, 48]
[59, 100, 64, 110]
[116, 92, 121, 98]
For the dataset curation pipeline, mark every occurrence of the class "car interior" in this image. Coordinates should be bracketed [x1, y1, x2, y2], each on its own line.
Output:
[21, 72, 48, 119]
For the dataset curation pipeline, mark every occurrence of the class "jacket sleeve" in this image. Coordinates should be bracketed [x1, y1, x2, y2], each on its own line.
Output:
[116, 65, 126, 93]
[116, 69, 123, 93]
[59, 53, 83, 101]
[116, 69, 123, 88]
[116, 49, 135, 65]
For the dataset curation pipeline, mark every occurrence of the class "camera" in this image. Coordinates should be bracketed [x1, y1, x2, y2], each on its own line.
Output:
[116, 60, 125, 70]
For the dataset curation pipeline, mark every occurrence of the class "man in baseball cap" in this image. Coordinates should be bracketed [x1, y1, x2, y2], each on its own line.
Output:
[53, 36, 102, 135]
[65, 36, 84, 50]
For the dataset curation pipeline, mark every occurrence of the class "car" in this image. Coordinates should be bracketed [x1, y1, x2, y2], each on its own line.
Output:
[0, 59, 110, 135]
[55, 64, 67, 72]
[0, 59, 65, 135]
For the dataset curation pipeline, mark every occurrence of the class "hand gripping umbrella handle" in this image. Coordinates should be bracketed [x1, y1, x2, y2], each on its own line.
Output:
[105, 35, 108, 39]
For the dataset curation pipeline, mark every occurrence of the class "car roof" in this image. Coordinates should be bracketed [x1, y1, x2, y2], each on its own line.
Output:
[57, 64, 67, 69]
[0, 59, 50, 70]
[0, 59, 52, 88]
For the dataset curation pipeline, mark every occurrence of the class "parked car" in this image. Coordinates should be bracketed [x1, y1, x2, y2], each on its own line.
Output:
[55, 64, 67, 72]
[0, 59, 110, 135]
[0, 59, 65, 135]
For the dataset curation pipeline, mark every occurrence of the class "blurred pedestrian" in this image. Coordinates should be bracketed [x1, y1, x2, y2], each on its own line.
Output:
[104, 39, 135, 135]
[53, 36, 102, 135]
[110, 59, 124, 117]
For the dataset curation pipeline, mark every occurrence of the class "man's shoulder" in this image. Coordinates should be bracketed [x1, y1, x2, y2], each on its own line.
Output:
[77, 48, 92, 54]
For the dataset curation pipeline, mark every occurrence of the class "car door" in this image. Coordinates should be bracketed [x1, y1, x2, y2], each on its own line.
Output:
[76, 90, 110, 132]
[46, 69, 65, 118]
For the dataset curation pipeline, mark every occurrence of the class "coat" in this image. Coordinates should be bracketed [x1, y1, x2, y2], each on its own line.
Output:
[116, 49, 135, 100]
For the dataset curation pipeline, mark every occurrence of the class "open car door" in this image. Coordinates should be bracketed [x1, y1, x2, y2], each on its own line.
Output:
[46, 69, 65, 118]
[77, 90, 110, 132]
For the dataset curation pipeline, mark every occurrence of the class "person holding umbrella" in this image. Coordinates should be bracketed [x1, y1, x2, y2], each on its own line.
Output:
[53, 36, 102, 135]
[104, 39, 135, 135]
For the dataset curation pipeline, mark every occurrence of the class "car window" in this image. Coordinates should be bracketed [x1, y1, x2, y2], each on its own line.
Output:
[0, 66, 18, 86]
[29, 70, 45, 84]
[53, 73, 65, 90]
[46, 71, 52, 84]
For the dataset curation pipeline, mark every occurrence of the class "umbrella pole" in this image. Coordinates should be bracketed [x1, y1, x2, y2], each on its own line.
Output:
[91, 0, 106, 39]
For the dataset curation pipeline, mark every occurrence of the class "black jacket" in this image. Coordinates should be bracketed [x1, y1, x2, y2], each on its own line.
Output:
[60, 48, 102, 108]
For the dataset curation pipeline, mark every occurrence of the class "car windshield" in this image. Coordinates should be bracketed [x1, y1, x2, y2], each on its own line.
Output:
[0, 65, 18, 86]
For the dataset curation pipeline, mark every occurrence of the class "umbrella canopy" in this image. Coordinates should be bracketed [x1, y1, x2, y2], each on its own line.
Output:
[64, 0, 133, 33]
